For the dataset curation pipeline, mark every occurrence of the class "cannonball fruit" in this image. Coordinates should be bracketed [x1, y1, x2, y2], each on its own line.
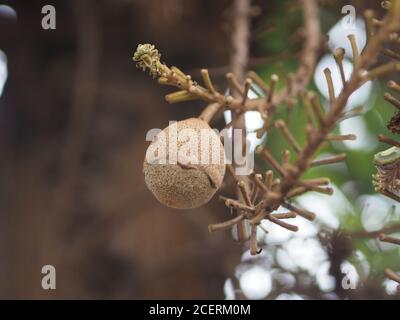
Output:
[143, 118, 226, 209]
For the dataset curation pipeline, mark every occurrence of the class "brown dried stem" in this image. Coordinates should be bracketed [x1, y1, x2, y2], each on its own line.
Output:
[379, 233, 400, 245]
[385, 268, 400, 284]
[378, 134, 400, 148]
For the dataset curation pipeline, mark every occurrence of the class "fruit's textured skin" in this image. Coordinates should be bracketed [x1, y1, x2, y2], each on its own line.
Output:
[143, 118, 226, 209]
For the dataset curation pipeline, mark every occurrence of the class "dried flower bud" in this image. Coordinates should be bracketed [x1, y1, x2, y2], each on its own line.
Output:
[373, 146, 400, 196]
[388, 111, 400, 134]
[133, 44, 162, 78]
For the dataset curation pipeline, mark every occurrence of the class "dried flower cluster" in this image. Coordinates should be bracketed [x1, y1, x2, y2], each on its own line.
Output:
[134, 0, 400, 258]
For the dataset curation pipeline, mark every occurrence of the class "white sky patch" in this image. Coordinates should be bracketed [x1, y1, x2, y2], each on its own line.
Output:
[291, 215, 319, 238]
[224, 278, 235, 300]
[314, 54, 373, 110]
[282, 238, 328, 276]
[316, 261, 336, 292]
[277, 239, 334, 292]
[354, 250, 371, 278]
[339, 116, 377, 151]
[358, 194, 391, 232]
[275, 293, 304, 300]
[296, 184, 354, 229]
[361, 194, 400, 217]
[300, 191, 341, 227]
[261, 219, 292, 244]
[239, 266, 272, 300]
[383, 278, 400, 295]
[328, 17, 367, 60]
[0, 50, 8, 96]
[276, 248, 298, 272]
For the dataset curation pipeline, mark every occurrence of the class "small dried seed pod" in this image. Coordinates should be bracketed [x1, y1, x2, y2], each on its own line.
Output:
[373, 146, 400, 196]
[143, 118, 226, 209]
[388, 111, 400, 134]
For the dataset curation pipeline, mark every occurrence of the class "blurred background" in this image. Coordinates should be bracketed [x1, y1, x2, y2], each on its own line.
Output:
[0, 0, 399, 299]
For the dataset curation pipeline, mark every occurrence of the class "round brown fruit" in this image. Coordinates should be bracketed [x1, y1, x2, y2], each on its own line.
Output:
[143, 118, 225, 209]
